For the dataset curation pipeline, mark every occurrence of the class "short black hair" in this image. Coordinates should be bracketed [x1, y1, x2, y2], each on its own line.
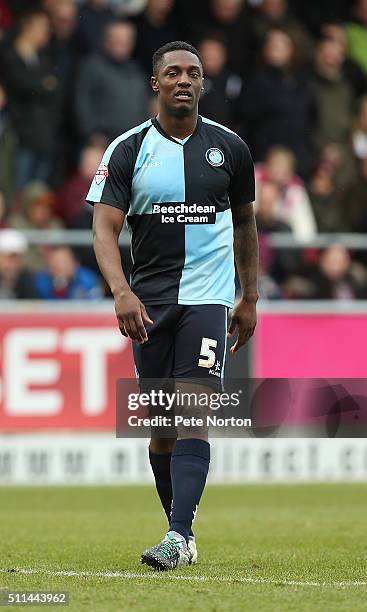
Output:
[152, 41, 202, 75]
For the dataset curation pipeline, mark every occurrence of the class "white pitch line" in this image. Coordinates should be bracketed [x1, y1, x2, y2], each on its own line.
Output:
[1, 568, 367, 589]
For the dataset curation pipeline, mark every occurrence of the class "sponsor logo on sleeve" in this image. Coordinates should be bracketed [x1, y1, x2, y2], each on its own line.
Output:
[95, 163, 108, 185]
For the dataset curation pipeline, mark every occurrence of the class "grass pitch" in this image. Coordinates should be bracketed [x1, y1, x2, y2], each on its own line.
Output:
[1, 484, 366, 611]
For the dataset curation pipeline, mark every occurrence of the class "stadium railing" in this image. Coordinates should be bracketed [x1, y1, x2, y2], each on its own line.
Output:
[14, 230, 367, 249]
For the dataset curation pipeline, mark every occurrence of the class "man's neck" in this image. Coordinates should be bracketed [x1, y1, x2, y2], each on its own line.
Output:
[156, 111, 198, 140]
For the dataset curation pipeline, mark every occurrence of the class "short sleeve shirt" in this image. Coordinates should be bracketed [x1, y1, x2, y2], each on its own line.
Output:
[86, 115, 255, 307]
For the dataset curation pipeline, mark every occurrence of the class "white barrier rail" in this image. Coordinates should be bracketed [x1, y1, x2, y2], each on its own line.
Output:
[11, 229, 367, 250]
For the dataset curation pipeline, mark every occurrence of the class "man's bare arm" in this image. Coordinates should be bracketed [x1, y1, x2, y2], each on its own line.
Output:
[92, 203, 153, 343]
[228, 203, 259, 353]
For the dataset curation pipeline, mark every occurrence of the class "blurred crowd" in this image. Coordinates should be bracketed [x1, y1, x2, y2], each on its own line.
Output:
[0, 0, 367, 300]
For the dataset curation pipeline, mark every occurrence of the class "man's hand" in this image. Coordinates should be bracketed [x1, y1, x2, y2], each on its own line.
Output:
[227, 299, 257, 353]
[114, 290, 153, 344]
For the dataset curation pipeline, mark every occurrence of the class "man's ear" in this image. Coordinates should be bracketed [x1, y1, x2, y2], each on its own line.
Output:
[151, 75, 159, 94]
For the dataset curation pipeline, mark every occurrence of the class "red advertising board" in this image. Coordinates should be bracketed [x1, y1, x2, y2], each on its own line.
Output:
[2, 305, 367, 431]
[0, 310, 135, 431]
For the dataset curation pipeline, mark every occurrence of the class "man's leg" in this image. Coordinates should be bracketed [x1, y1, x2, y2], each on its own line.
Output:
[167, 305, 228, 544]
[132, 306, 178, 527]
[169, 383, 211, 544]
[141, 305, 228, 570]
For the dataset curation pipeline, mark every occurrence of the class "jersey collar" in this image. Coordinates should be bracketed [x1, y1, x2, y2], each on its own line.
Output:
[152, 115, 202, 145]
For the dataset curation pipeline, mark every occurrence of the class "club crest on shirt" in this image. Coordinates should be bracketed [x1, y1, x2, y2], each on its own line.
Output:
[205, 148, 224, 167]
[95, 163, 108, 185]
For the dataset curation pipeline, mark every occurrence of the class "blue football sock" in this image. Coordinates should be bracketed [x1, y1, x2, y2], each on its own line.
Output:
[149, 449, 173, 525]
[149, 448, 194, 537]
[170, 439, 210, 543]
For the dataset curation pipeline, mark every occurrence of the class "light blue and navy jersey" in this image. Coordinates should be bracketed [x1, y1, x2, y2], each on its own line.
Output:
[86, 115, 255, 307]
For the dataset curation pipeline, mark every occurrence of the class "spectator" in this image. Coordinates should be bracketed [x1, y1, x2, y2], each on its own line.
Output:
[46, 0, 78, 93]
[340, 158, 367, 232]
[347, 0, 367, 74]
[131, 0, 178, 76]
[311, 37, 355, 154]
[35, 246, 103, 299]
[75, 20, 149, 143]
[1, 9, 61, 190]
[309, 245, 367, 299]
[192, 0, 251, 76]
[242, 28, 312, 176]
[56, 144, 105, 226]
[198, 35, 242, 130]
[255, 181, 292, 232]
[308, 144, 346, 232]
[255, 147, 317, 240]
[0, 229, 37, 298]
[321, 21, 367, 98]
[352, 94, 367, 160]
[9, 182, 63, 271]
[46, 0, 79, 185]
[250, 0, 314, 62]
[76, 0, 117, 57]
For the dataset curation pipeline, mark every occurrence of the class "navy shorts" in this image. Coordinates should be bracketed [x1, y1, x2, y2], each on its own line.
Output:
[133, 304, 229, 391]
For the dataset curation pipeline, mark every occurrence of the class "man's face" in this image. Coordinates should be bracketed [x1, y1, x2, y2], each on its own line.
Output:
[104, 23, 135, 62]
[151, 50, 203, 118]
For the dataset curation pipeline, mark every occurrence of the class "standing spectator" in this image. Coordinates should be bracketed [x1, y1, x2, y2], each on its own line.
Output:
[75, 21, 149, 143]
[242, 28, 312, 176]
[198, 35, 242, 130]
[308, 144, 346, 232]
[347, 0, 367, 74]
[311, 37, 355, 154]
[255, 147, 317, 240]
[321, 21, 367, 98]
[1, 9, 61, 189]
[35, 246, 103, 300]
[46, 0, 78, 90]
[191, 0, 251, 76]
[0, 229, 37, 299]
[250, 0, 314, 62]
[131, 0, 178, 76]
[46, 0, 79, 185]
[76, 0, 116, 57]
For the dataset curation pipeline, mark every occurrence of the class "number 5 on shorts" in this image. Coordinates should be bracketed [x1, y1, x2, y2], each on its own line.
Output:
[198, 337, 217, 369]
